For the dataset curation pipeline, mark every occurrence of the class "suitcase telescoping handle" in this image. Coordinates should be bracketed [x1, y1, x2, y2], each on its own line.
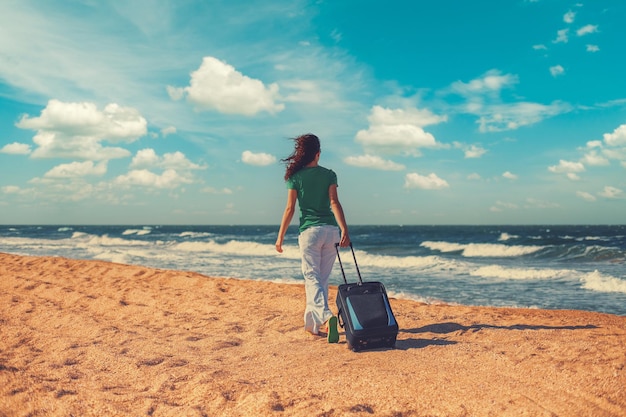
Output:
[335, 242, 363, 285]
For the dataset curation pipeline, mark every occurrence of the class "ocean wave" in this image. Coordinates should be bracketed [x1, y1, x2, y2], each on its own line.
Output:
[180, 231, 214, 239]
[498, 233, 518, 241]
[0, 236, 77, 251]
[421, 241, 544, 257]
[542, 244, 626, 262]
[354, 251, 464, 272]
[71, 232, 152, 247]
[172, 239, 465, 273]
[93, 250, 132, 265]
[122, 228, 152, 236]
[386, 290, 447, 305]
[580, 271, 626, 294]
[175, 240, 300, 259]
[470, 265, 570, 281]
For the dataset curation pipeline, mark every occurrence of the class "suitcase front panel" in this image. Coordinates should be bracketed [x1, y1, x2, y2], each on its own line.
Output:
[336, 281, 398, 351]
[346, 293, 391, 329]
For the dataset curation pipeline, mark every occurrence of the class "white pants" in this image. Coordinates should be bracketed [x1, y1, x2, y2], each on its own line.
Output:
[298, 225, 340, 334]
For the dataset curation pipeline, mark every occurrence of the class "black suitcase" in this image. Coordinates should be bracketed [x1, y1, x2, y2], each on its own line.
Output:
[335, 243, 398, 351]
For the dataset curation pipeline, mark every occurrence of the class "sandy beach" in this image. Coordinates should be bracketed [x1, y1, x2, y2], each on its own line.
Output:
[1, 252, 624, 416]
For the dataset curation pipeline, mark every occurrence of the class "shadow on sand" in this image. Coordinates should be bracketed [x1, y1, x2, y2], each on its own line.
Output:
[393, 322, 598, 351]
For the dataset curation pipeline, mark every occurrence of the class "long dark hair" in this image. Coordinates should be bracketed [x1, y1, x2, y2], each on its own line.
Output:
[281, 133, 320, 180]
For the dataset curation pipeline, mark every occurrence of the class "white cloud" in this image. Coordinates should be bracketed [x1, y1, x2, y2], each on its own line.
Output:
[497, 201, 518, 209]
[355, 105, 447, 155]
[447, 70, 571, 132]
[130, 149, 205, 170]
[525, 198, 559, 209]
[598, 186, 623, 199]
[2, 185, 22, 194]
[603, 148, 626, 161]
[169, 56, 284, 116]
[467, 173, 481, 180]
[0, 142, 31, 155]
[586, 44, 600, 52]
[280, 79, 340, 105]
[114, 169, 192, 189]
[563, 11, 576, 24]
[581, 151, 609, 166]
[367, 105, 448, 127]
[553, 28, 569, 43]
[550, 65, 565, 77]
[44, 161, 107, 178]
[477, 101, 571, 133]
[404, 172, 449, 190]
[16, 99, 146, 160]
[548, 159, 585, 174]
[576, 191, 596, 202]
[502, 171, 518, 180]
[465, 145, 487, 158]
[344, 154, 405, 171]
[161, 126, 177, 136]
[161, 151, 205, 170]
[577, 24, 598, 37]
[202, 187, 233, 194]
[241, 150, 277, 166]
[603, 124, 626, 146]
[533, 44, 547, 50]
[490, 200, 518, 212]
[454, 142, 487, 158]
[450, 69, 518, 96]
[131, 148, 159, 167]
[166, 86, 185, 101]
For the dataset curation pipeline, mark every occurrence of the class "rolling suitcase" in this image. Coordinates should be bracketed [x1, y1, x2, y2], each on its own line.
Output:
[335, 243, 398, 351]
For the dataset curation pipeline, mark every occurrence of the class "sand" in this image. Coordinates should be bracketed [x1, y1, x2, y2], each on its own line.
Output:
[0, 252, 624, 417]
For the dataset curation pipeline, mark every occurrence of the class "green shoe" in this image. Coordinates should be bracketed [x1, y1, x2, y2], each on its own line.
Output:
[327, 316, 339, 344]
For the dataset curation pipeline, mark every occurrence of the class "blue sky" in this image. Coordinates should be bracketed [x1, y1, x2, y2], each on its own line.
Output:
[1, 0, 625, 225]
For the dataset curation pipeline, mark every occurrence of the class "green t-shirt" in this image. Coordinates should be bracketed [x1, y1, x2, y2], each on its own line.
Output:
[286, 166, 338, 233]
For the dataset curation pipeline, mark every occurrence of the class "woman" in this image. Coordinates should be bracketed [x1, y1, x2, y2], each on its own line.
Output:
[275, 133, 350, 343]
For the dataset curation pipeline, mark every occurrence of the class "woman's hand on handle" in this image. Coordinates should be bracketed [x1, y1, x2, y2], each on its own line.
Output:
[339, 231, 350, 248]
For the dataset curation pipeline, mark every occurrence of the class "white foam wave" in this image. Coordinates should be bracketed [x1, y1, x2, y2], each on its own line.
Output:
[93, 250, 132, 265]
[421, 241, 544, 257]
[71, 232, 151, 247]
[173, 239, 464, 273]
[180, 231, 214, 238]
[386, 290, 448, 305]
[354, 251, 463, 272]
[122, 229, 152, 236]
[498, 233, 518, 241]
[0, 236, 76, 251]
[580, 271, 626, 294]
[58, 227, 73, 232]
[470, 265, 570, 280]
[175, 240, 301, 259]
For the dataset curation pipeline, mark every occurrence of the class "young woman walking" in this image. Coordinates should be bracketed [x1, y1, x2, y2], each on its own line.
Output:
[275, 133, 350, 343]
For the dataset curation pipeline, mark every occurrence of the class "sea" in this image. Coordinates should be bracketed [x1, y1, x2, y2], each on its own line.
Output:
[1, 224, 625, 316]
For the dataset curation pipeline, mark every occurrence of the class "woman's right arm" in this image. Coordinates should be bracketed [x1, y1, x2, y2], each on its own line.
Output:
[275, 189, 297, 253]
[329, 184, 350, 247]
